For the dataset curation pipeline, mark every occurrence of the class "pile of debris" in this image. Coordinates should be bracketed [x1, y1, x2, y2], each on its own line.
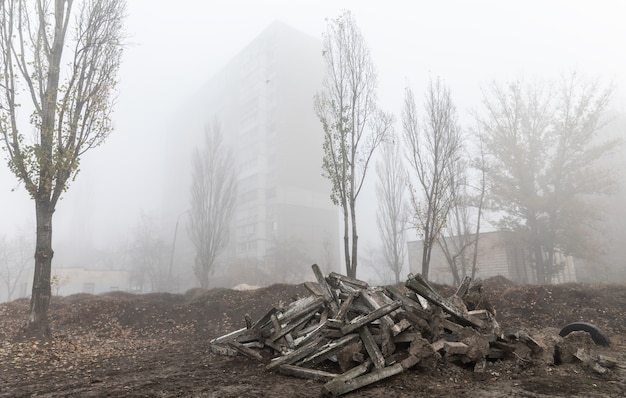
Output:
[209, 264, 616, 396]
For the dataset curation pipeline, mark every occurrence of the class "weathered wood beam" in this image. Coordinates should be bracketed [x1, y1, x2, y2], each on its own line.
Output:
[278, 364, 339, 382]
[455, 276, 472, 297]
[266, 336, 327, 371]
[406, 275, 481, 328]
[304, 281, 324, 297]
[359, 326, 385, 369]
[328, 272, 369, 289]
[322, 363, 404, 396]
[210, 327, 248, 344]
[271, 307, 319, 342]
[228, 340, 265, 362]
[250, 307, 278, 335]
[340, 301, 402, 335]
[297, 333, 360, 367]
[311, 263, 339, 315]
[278, 295, 324, 324]
[358, 291, 396, 329]
[333, 291, 357, 321]
[385, 285, 424, 311]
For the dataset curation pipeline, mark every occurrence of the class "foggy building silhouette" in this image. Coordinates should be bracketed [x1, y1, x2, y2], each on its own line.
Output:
[165, 21, 339, 287]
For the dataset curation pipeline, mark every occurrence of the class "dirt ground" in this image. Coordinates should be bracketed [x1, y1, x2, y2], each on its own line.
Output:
[1, 277, 626, 397]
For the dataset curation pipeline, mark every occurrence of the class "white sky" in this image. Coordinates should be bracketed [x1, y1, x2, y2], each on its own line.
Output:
[1, 0, 625, 261]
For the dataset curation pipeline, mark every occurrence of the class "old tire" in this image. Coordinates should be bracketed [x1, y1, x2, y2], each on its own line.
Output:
[559, 322, 611, 347]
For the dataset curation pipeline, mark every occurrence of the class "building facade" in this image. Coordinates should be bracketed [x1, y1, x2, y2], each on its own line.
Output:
[407, 231, 578, 285]
[164, 22, 339, 287]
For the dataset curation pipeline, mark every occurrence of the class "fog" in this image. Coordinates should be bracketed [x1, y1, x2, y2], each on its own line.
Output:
[1, 0, 625, 296]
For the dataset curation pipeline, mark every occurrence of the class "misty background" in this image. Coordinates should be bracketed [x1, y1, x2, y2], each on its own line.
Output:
[1, 0, 625, 299]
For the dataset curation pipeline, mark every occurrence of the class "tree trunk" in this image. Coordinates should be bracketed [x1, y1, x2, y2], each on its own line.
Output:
[349, 200, 358, 278]
[421, 239, 430, 280]
[342, 201, 351, 278]
[26, 200, 55, 339]
[533, 242, 545, 284]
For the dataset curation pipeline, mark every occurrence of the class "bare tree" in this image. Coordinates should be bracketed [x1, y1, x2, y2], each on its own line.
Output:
[0, 0, 126, 337]
[402, 78, 463, 280]
[0, 234, 33, 302]
[476, 74, 615, 283]
[376, 139, 408, 283]
[187, 121, 237, 289]
[314, 10, 393, 278]
[470, 129, 488, 279]
[129, 213, 168, 293]
[436, 160, 474, 285]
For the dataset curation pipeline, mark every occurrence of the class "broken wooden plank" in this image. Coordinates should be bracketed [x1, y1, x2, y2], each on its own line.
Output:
[391, 318, 411, 337]
[278, 364, 338, 382]
[293, 320, 326, 348]
[304, 281, 324, 297]
[380, 321, 395, 358]
[250, 307, 278, 335]
[210, 327, 248, 344]
[385, 284, 426, 313]
[406, 275, 481, 328]
[311, 263, 339, 315]
[340, 301, 402, 335]
[333, 291, 357, 321]
[331, 359, 372, 382]
[266, 336, 327, 371]
[297, 333, 360, 368]
[271, 307, 319, 342]
[328, 271, 369, 289]
[359, 326, 385, 370]
[228, 340, 265, 362]
[441, 318, 465, 335]
[270, 313, 282, 336]
[356, 291, 397, 329]
[278, 295, 324, 324]
[393, 331, 421, 344]
[455, 276, 472, 297]
[322, 363, 404, 396]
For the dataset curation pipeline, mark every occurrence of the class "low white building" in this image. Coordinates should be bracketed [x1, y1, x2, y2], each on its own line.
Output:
[12, 267, 131, 300]
[407, 231, 578, 285]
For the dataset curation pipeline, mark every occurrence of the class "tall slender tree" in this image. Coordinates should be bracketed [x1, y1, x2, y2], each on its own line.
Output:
[187, 121, 237, 289]
[315, 10, 393, 278]
[376, 139, 408, 283]
[0, 0, 126, 338]
[402, 78, 463, 280]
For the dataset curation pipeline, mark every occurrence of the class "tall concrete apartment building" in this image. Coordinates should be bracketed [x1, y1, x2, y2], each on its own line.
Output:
[165, 22, 339, 286]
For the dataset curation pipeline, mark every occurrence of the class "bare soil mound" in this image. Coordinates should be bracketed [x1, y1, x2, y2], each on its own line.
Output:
[1, 278, 626, 397]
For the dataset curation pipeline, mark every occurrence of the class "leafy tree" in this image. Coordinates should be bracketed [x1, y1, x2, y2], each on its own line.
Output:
[314, 10, 393, 278]
[375, 139, 408, 283]
[402, 78, 463, 280]
[476, 74, 616, 283]
[0, 0, 126, 337]
[187, 121, 237, 289]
